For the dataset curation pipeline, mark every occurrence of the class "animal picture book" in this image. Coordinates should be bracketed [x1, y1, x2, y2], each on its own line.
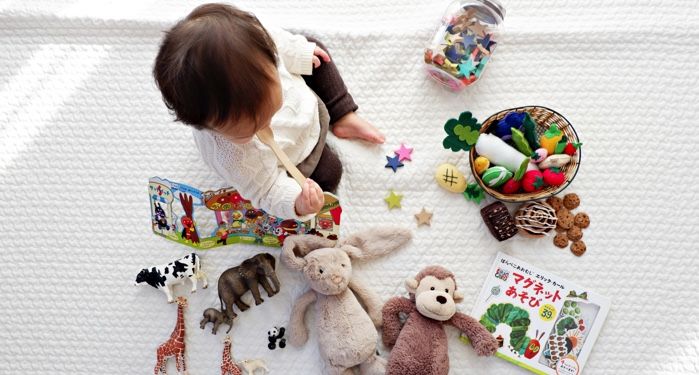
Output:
[462, 252, 610, 375]
[148, 177, 342, 249]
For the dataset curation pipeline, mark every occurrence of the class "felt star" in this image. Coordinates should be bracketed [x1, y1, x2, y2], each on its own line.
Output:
[461, 34, 476, 49]
[444, 32, 463, 45]
[468, 21, 487, 37]
[458, 59, 475, 76]
[478, 34, 493, 52]
[414, 208, 433, 227]
[385, 154, 404, 172]
[384, 190, 403, 209]
[394, 144, 413, 162]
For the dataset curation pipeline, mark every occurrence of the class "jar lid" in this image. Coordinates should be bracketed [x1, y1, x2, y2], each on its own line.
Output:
[483, 0, 506, 20]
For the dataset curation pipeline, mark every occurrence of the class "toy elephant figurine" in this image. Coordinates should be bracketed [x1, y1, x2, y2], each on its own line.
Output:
[218, 253, 280, 319]
[200, 307, 234, 334]
[281, 227, 412, 375]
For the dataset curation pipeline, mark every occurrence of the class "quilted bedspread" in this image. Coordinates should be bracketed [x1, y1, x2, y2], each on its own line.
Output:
[1, 0, 698, 374]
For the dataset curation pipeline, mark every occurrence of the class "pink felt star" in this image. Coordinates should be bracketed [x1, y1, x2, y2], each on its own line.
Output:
[394, 144, 414, 162]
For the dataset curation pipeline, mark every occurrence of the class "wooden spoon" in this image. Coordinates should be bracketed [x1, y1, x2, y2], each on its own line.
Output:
[257, 127, 306, 187]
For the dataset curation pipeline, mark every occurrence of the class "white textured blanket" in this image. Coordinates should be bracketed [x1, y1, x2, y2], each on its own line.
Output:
[1, 1, 698, 374]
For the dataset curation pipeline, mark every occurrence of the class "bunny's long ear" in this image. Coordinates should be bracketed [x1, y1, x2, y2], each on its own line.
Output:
[281, 235, 335, 271]
[339, 227, 412, 260]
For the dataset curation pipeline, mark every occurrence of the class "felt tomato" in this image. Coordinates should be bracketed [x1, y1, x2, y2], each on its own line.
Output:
[500, 178, 521, 194]
[543, 168, 566, 186]
[522, 170, 545, 192]
[564, 142, 582, 156]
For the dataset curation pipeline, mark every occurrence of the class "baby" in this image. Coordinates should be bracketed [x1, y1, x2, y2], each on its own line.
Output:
[153, 3, 383, 220]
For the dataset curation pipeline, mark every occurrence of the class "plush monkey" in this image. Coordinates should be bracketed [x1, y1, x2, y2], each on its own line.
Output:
[382, 266, 498, 375]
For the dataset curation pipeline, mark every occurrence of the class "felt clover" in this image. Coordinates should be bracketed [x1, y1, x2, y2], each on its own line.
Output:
[464, 183, 485, 204]
[443, 111, 481, 152]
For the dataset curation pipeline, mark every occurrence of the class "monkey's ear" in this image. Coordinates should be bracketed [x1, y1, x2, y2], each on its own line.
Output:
[453, 289, 464, 303]
[405, 278, 419, 294]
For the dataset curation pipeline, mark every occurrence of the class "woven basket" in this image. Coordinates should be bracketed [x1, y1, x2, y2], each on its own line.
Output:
[469, 106, 581, 203]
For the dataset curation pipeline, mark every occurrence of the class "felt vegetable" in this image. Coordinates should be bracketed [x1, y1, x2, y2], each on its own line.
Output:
[435, 163, 467, 193]
[522, 170, 545, 192]
[531, 148, 548, 163]
[501, 178, 521, 194]
[553, 136, 568, 154]
[482, 166, 513, 188]
[493, 112, 525, 141]
[513, 158, 530, 181]
[521, 113, 540, 149]
[443, 111, 481, 152]
[475, 133, 538, 173]
[542, 168, 565, 186]
[473, 156, 490, 175]
[564, 142, 582, 156]
[540, 154, 571, 169]
[539, 124, 563, 154]
[511, 128, 533, 156]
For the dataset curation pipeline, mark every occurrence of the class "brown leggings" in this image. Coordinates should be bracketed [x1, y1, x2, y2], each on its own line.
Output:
[301, 36, 356, 193]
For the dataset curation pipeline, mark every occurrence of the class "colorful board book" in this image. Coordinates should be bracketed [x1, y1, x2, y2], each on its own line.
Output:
[462, 252, 610, 375]
[148, 177, 342, 249]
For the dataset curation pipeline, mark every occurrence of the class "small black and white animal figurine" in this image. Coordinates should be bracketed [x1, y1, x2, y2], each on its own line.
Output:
[267, 326, 286, 350]
[134, 253, 207, 303]
[237, 359, 269, 374]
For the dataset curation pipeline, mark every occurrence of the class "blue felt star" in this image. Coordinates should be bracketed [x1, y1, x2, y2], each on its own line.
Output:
[462, 34, 475, 48]
[478, 34, 493, 52]
[385, 154, 404, 173]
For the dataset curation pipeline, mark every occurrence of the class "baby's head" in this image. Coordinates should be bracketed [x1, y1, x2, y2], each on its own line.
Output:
[153, 3, 282, 143]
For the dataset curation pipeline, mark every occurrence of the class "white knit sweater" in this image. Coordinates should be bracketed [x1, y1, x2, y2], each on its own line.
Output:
[193, 26, 319, 221]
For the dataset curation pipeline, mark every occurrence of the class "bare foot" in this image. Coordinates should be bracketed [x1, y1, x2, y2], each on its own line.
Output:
[332, 112, 385, 144]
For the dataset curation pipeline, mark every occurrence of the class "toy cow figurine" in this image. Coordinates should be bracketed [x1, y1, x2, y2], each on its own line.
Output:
[134, 253, 208, 303]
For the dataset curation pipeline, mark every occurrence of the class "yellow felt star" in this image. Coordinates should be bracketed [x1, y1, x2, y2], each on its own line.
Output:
[384, 190, 403, 210]
[415, 208, 433, 227]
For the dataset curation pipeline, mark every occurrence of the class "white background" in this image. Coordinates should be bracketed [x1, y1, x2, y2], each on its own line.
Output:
[0, 0, 698, 374]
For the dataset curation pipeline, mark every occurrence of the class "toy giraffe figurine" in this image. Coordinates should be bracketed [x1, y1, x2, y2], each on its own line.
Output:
[155, 296, 188, 375]
[220, 336, 242, 375]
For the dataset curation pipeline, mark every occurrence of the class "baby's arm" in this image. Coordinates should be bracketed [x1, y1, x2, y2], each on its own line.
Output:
[265, 26, 316, 75]
[194, 130, 316, 220]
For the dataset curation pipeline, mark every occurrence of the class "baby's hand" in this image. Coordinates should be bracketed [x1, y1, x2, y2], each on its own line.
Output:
[312, 46, 331, 68]
[295, 179, 324, 216]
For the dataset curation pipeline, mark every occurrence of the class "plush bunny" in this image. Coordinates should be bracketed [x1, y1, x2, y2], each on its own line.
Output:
[281, 228, 412, 375]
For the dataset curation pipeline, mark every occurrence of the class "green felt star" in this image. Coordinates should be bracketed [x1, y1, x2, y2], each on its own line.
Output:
[443, 111, 481, 152]
[384, 190, 403, 209]
[464, 183, 485, 204]
[458, 60, 475, 76]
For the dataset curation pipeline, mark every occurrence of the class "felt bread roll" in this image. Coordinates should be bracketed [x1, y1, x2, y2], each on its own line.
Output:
[475, 133, 538, 173]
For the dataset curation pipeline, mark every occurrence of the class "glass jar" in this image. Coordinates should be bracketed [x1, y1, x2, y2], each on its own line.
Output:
[424, 0, 505, 91]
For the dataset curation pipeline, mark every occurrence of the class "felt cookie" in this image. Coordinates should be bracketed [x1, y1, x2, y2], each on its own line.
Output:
[546, 196, 564, 211]
[563, 193, 580, 210]
[553, 233, 569, 248]
[567, 226, 583, 241]
[574, 212, 590, 228]
[571, 240, 586, 256]
[557, 209, 574, 230]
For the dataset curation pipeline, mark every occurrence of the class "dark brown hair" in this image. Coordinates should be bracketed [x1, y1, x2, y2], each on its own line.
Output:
[153, 3, 277, 130]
